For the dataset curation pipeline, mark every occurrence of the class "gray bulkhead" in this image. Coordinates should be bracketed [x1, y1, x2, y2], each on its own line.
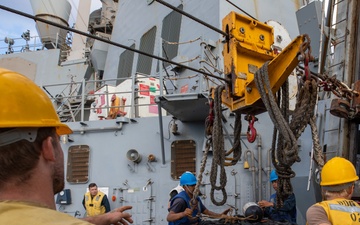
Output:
[0, 0, 350, 224]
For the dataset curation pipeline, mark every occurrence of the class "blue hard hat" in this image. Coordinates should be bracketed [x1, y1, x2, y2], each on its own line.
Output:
[270, 170, 278, 182]
[180, 171, 197, 186]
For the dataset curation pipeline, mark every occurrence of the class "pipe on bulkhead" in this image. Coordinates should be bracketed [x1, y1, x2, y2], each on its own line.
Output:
[158, 101, 166, 165]
[256, 135, 263, 201]
[81, 79, 85, 122]
[266, 148, 272, 200]
[244, 149, 257, 201]
[157, 37, 166, 165]
[238, 133, 264, 201]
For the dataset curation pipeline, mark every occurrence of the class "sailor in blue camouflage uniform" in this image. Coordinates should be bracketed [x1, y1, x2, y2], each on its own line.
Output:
[258, 170, 297, 224]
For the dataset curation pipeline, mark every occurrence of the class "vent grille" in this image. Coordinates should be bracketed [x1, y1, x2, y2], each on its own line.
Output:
[171, 140, 196, 179]
[66, 145, 90, 183]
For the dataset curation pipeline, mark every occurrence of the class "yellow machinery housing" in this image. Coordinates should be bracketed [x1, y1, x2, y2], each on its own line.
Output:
[221, 11, 305, 115]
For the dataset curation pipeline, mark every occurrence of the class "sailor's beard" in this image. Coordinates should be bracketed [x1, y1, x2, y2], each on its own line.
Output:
[53, 164, 65, 194]
[52, 142, 65, 195]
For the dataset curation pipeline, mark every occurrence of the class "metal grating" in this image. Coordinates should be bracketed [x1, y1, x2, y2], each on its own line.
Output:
[171, 140, 196, 179]
[66, 145, 90, 183]
[117, 43, 135, 86]
[161, 4, 183, 69]
[136, 26, 157, 75]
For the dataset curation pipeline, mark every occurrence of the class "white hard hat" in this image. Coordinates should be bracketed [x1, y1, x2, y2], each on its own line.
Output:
[169, 185, 184, 195]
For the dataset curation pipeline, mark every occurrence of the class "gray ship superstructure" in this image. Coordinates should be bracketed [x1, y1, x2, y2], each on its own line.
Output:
[1, 0, 360, 224]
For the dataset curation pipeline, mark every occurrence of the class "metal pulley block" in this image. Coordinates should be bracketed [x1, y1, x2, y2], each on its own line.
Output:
[330, 99, 351, 119]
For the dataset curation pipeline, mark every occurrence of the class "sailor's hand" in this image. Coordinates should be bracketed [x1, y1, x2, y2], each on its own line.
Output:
[258, 200, 273, 208]
[108, 205, 133, 225]
[81, 205, 133, 225]
[111, 206, 133, 213]
[183, 208, 193, 217]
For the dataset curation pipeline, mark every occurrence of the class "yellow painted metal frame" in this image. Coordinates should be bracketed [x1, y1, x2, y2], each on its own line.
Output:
[220, 11, 304, 115]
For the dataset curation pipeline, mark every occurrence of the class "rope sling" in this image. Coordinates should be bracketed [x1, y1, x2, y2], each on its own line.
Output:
[254, 60, 323, 207]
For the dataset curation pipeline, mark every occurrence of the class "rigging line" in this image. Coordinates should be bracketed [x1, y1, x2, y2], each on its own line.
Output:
[153, 0, 228, 38]
[163, 36, 201, 45]
[0, 4, 228, 83]
[225, 0, 258, 21]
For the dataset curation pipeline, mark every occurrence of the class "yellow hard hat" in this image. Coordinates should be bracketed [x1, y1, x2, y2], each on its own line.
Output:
[0, 68, 72, 135]
[320, 157, 359, 186]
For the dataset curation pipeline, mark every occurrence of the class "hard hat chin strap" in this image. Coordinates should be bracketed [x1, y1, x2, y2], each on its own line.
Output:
[0, 128, 38, 147]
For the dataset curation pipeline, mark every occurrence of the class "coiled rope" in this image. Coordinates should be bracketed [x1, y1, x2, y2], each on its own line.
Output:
[254, 61, 321, 208]
[203, 85, 243, 206]
[210, 85, 228, 206]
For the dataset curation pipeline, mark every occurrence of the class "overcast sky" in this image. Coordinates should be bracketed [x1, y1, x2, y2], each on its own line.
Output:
[0, 0, 102, 53]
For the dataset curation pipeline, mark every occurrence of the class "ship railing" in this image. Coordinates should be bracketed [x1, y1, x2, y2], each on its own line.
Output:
[43, 73, 167, 122]
[0, 33, 70, 55]
[0, 35, 42, 54]
[43, 78, 84, 122]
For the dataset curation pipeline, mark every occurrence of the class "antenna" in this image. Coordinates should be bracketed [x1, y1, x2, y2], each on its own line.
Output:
[21, 30, 30, 41]
[4, 37, 14, 54]
[21, 30, 30, 52]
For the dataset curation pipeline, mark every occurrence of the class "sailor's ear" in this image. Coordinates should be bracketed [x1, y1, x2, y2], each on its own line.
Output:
[41, 136, 56, 161]
[349, 183, 355, 195]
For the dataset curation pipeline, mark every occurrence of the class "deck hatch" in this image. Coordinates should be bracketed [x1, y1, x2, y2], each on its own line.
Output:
[66, 145, 90, 183]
